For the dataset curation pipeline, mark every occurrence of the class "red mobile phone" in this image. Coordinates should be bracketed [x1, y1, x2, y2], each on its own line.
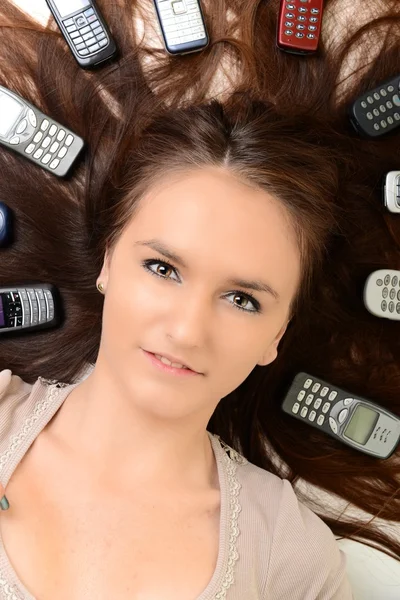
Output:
[277, 0, 324, 55]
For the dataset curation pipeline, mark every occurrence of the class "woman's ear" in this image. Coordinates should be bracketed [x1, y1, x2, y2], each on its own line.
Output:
[257, 320, 290, 367]
[97, 248, 112, 291]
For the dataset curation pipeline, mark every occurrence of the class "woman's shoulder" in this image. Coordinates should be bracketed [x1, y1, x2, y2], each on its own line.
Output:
[0, 369, 42, 445]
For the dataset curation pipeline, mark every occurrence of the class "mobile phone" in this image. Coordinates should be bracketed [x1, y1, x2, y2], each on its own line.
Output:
[282, 372, 400, 458]
[384, 171, 400, 213]
[0, 203, 12, 248]
[277, 0, 324, 55]
[153, 0, 209, 55]
[363, 269, 400, 321]
[350, 74, 400, 137]
[45, 0, 117, 68]
[0, 284, 61, 335]
[0, 85, 84, 178]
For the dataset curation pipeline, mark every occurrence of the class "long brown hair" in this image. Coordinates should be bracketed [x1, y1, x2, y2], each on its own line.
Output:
[0, 0, 399, 560]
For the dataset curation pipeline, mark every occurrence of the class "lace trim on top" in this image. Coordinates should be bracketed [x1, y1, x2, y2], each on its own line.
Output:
[0, 383, 248, 600]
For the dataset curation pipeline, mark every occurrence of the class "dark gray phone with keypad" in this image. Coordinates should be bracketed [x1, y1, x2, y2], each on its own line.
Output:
[46, 0, 117, 68]
[350, 74, 400, 137]
[0, 284, 61, 335]
[282, 372, 400, 458]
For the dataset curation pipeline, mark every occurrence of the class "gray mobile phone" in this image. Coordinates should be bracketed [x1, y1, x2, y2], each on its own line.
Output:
[153, 0, 209, 55]
[0, 85, 84, 177]
[0, 284, 61, 335]
[282, 372, 400, 459]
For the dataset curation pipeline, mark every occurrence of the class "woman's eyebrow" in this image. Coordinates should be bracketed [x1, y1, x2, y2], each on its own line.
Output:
[134, 238, 280, 301]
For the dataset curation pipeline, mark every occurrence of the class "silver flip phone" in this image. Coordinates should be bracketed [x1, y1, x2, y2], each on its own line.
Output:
[153, 0, 209, 55]
[0, 85, 84, 177]
[282, 372, 400, 458]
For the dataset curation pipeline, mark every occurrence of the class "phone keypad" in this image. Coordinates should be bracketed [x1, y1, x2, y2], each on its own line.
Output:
[3, 289, 55, 328]
[357, 80, 400, 134]
[24, 118, 75, 170]
[282, 0, 321, 40]
[63, 8, 109, 56]
[290, 375, 344, 429]
[157, 0, 206, 47]
[374, 272, 400, 315]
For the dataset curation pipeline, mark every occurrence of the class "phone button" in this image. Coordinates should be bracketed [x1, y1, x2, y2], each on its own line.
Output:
[292, 403, 300, 414]
[50, 159, 60, 170]
[41, 153, 52, 165]
[16, 119, 28, 134]
[75, 15, 87, 28]
[79, 48, 90, 56]
[33, 131, 43, 143]
[50, 141, 60, 154]
[84, 8, 95, 17]
[9, 136, 20, 145]
[57, 130, 66, 141]
[63, 18, 75, 27]
[328, 417, 338, 433]
[65, 135, 74, 147]
[343, 398, 353, 406]
[33, 149, 44, 159]
[98, 39, 108, 48]
[88, 42, 100, 52]
[25, 143, 35, 154]
[58, 147, 68, 159]
[317, 415, 325, 426]
[28, 109, 37, 127]
[393, 94, 400, 106]
[338, 408, 348, 424]
[42, 137, 51, 148]
[40, 119, 49, 131]
[308, 411, 316, 422]
[80, 25, 91, 35]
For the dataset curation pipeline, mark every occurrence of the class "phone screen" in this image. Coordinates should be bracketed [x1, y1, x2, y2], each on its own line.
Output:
[343, 404, 380, 445]
[0, 296, 5, 328]
[53, 0, 91, 18]
[0, 93, 24, 139]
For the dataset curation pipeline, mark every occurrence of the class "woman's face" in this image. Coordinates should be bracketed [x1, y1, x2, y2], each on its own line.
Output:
[97, 167, 301, 419]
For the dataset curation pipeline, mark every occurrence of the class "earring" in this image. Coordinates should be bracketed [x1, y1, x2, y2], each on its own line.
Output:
[97, 281, 105, 293]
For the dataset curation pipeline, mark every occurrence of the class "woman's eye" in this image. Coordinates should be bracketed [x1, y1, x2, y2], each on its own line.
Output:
[141, 259, 261, 315]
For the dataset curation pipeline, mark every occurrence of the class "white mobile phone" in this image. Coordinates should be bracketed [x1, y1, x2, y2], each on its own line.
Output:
[364, 269, 400, 320]
[153, 0, 209, 55]
[282, 372, 400, 459]
[384, 171, 400, 213]
[0, 85, 84, 177]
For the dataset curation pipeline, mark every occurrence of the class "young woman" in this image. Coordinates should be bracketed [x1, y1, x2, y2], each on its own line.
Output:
[0, 0, 398, 598]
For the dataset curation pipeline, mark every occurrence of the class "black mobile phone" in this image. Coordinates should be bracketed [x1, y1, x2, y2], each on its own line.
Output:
[0, 284, 61, 335]
[282, 372, 400, 459]
[0, 85, 84, 177]
[350, 74, 400, 138]
[0, 203, 13, 248]
[153, 0, 209, 55]
[46, 0, 117, 68]
[277, 0, 324, 55]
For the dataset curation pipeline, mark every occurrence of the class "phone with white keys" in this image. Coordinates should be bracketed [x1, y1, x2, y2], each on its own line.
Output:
[282, 372, 400, 458]
[350, 74, 400, 137]
[0, 284, 61, 335]
[46, 0, 117, 68]
[364, 269, 400, 320]
[0, 85, 84, 177]
[277, 0, 324, 55]
[153, 0, 209, 55]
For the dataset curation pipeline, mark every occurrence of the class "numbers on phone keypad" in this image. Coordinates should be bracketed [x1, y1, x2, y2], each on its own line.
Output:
[157, 0, 206, 47]
[282, 0, 320, 40]
[291, 377, 339, 426]
[24, 119, 74, 170]
[374, 271, 400, 315]
[358, 80, 400, 134]
[63, 8, 109, 56]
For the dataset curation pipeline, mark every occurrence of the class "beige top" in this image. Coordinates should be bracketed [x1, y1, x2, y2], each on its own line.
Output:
[0, 369, 353, 599]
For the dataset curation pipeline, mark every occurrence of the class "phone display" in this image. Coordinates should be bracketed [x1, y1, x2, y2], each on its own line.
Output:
[0, 284, 61, 335]
[281, 372, 400, 458]
[46, 0, 117, 68]
[153, 0, 209, 55]
[350, 74, 400, 137]
[0, 85, 84, 177]
[277, 0, 324, 55]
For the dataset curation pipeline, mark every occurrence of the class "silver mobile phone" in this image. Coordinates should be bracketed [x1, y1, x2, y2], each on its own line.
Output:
[46, 0, 117, 68]
[0, 284, 61, 335]
[384, 171, 400, 213]
[0, 85, 84, 177]
[153, 0, 209, 55]
[282, 372, 400, 458]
